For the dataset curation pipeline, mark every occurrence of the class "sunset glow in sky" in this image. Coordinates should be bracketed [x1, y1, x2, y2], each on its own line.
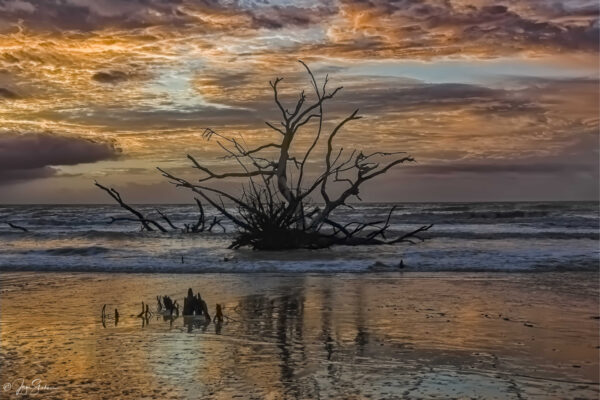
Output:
[0, 0, 598, 203]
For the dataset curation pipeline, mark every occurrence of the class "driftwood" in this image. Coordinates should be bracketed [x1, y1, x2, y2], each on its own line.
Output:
[101, 304, 119, 327]
[105, 291, 228, 330]
[136, 302, 152, 319]
[160, 296, 179, 316]
[183, 288, 211, 321]
[137, 302, 145, 317]
[215, 304, 224, 323]
[5, 222, 29, 232]
[95, 182, 224, 234]
[159, 61, 432, 250]
[95, 182, 168, 232]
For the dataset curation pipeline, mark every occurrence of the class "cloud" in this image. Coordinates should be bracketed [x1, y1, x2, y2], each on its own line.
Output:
[0, 166, 56, 183]
[0, 0, 597, 59]
[406, 162, 592, 175]
[0, 87, 19, 99]
[319, 0, 599, 57]
[0, 132, 121, 184]
[91, 70, 129, 84]
[406, 131, 599, 176]
[0, 1, 596, 201]
[0, 0, 190, 32]
[0, 0, 35, 13]
[335, 81, 523, 112]
[0, 0, 334, 33]
[249, 4, 338, 29]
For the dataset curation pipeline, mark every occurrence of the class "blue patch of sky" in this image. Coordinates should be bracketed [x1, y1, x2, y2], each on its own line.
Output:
[144, 56, 239, 111]
[341, 58, 598, 84]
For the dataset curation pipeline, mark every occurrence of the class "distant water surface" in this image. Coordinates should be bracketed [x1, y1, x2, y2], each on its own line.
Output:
[0, 202, 597, 272]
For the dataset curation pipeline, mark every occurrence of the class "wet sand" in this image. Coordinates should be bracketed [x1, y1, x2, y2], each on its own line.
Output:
[0, 271, 598, 399]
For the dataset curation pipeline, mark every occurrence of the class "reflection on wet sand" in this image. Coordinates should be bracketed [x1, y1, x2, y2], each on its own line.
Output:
[0, 272, 598, 399]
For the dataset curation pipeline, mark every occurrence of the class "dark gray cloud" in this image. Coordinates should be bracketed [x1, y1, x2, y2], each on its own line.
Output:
[1, 0, 595, 59]
[0, 166, 56, 183]
[38, 105, 259, 131]
[0, 0, 192, 32]
[0, 0, 334, 32]
[340, 82, 500, 107]
[249, 4, 337, 29]
[326, 0, 599, 55]
[92, 70, 129, 84]
[0, 132, 121, 183]
[0, 87, 19, 99]
[326, 80, 541, 117]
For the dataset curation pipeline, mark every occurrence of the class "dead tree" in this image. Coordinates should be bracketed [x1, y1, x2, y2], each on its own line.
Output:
[159, 61, 431, 249]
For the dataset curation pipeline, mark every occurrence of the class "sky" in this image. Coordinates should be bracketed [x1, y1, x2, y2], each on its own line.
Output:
[0, 0, 598, 203]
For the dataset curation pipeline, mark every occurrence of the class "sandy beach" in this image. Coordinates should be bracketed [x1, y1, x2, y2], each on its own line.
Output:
[0, 271, 598, 399]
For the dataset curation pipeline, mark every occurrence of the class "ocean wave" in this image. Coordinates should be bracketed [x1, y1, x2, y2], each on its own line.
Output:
[0, 259, 597, 274]
[422, 206, 471, 212]
[426, 231, 599, 240]
[3, 228, 595, 242]
[45, 246, 111, 256]
[1, 202, 597, 275]
[413, 210, 551, 219]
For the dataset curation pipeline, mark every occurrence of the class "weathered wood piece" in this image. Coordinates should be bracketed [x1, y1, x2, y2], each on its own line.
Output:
[215, 304, 224, 323]
[6, 222, 29, 232]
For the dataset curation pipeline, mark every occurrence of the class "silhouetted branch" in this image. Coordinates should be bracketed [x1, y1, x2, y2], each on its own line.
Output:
[156, 209, 180, 230]
[96, 181, 224, 235]
[95, 181, 167, 232]
[6, 222, 29, 232]
[188, 197, 205, 232]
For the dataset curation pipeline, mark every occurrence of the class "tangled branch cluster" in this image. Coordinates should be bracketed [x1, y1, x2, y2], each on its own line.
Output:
[158, 61, 431, 249]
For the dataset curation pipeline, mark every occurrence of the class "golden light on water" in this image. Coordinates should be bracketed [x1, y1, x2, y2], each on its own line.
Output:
[0, 273, 597, 398]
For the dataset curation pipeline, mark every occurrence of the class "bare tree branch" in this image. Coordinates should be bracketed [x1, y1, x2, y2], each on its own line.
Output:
[95, 181, 168, 232]
[156, 209, 180, 230]
[158, 61, 431, 249]
[6, 222, 29, 233]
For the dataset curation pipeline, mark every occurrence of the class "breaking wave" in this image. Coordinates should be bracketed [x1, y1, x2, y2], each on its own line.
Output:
[0, 201, 597, 273]
[45, 246, 111, 256]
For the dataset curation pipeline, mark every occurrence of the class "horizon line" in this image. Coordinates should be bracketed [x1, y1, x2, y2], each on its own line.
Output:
[0, 199, 597, 206]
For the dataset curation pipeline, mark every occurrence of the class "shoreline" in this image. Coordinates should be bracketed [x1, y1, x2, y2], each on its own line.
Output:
[0, 262, 597, 274]
[1, 271, 598, 399]
[1, 267, 599, 274]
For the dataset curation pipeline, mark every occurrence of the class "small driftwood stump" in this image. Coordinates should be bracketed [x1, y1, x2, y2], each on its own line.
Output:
[215, 304, 224, 323]
[183, 288, 211, 321]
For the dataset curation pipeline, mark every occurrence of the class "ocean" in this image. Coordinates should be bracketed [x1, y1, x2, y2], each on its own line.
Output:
[0, 201, 597, 273]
